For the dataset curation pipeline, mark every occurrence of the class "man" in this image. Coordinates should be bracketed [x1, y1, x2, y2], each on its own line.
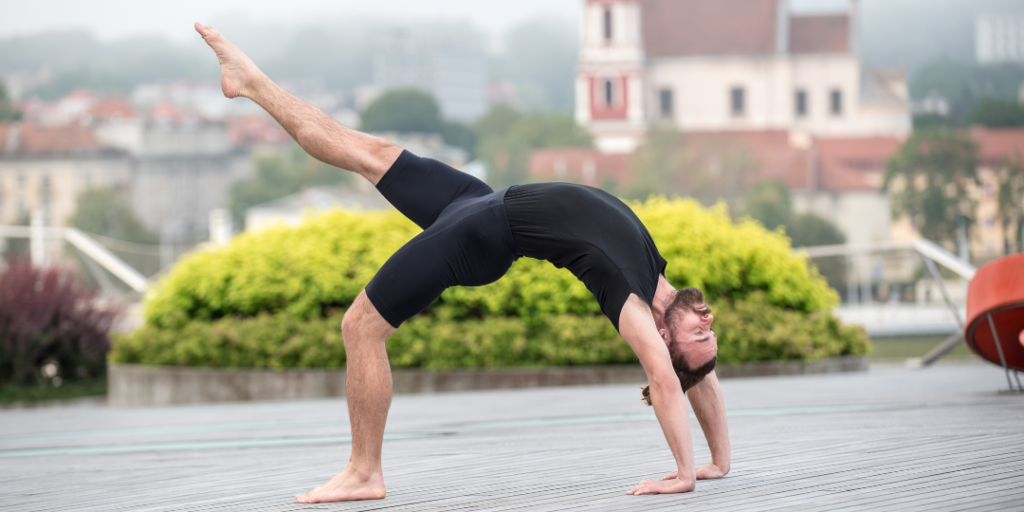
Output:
[194, 22, 730, 503]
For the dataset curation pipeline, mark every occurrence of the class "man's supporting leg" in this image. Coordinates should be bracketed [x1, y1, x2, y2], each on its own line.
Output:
[296, 291, 397, 503]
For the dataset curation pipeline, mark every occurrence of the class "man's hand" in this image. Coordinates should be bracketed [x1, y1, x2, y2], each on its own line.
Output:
[662, 462, 728, 481]
[627, 477, 695, 495]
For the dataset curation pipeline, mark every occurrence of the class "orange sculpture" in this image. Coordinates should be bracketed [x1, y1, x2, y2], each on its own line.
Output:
[965, 253, 1024, 374]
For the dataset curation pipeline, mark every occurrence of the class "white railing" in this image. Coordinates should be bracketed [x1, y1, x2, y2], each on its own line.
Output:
[0, 224, 150, 293]
[797, 239, 978, 367]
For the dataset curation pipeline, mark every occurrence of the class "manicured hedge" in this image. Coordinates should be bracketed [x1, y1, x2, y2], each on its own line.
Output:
[115, 196, 868, 368]
[112, 294, 867, 369]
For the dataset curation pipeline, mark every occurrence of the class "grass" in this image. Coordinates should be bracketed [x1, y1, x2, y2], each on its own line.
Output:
[0, 378, 108, 406]
[868, 335, 975, 361]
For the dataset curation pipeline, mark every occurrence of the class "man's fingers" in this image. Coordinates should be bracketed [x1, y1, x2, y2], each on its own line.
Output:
[627, 479, 657, 495]
[662, 470, 678, 480]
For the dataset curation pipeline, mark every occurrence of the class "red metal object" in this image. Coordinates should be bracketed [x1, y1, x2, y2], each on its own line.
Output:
[965, 253, 1024, 371]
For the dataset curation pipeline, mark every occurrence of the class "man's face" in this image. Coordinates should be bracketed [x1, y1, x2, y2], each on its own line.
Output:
[667, 305, 718, 368]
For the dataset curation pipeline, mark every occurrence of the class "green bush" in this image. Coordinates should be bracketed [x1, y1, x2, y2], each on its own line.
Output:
[121, 196, 867, 369]
[112, 294, 867, 369]
[113, 312, 629, 369]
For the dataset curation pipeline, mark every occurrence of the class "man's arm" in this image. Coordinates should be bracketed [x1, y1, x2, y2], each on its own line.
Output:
[663, 370, 731, 480]
[618, 294, 696, 495]
[195, 22, 401, 184]
[689, 370, 731, 478]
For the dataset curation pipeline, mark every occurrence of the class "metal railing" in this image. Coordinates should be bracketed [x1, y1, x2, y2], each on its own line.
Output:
[0, 224, 150, 293]
[797, 238, 977, 367]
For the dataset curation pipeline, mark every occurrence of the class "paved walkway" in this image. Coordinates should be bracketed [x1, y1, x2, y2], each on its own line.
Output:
[1, 362, 1022, 511]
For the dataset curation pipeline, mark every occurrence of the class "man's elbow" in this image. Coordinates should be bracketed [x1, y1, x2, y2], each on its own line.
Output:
[648, 373, 683, 399]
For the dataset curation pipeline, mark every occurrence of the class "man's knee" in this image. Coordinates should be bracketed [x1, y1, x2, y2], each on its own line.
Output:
[342, 291, 394, 348]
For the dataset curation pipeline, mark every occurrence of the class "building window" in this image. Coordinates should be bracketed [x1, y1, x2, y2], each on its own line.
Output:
[830, 89, 843, 116]
[730, 87, 746, 117]
[605, 79, 615, 107]
[795, 89, 808, 117]
[41, 174, 50, 194]
[17, 174, 24, 189]
[659, 89, 674, 119]
[603, 8, 613, 42]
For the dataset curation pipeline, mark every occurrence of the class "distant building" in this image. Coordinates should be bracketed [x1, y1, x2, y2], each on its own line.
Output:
[374, 32, 487, 121]
[576, 0, 911, 153]
[976, 13, 1024, 64]
[530, 127, 1024, 263]
[1, 93, 252, 243]
[0, 122, 131, 227]
[911, 91, 951, 117]
[245, 183, 391, 232]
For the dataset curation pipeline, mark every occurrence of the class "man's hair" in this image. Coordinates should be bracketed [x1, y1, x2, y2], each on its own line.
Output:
[640, 287, 717, 406]
[665, 287, 711, 323]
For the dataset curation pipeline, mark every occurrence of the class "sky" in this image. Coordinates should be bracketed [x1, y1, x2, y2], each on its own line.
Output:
[1, 0, 851, 42]
[0, 0, 582, 42]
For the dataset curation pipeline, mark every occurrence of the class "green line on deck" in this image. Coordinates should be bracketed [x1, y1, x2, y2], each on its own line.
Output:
[0, 432, 439, 459]
[457, 403, 900, 429]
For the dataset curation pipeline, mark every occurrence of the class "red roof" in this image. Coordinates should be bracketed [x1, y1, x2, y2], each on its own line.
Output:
[529, 132, 912, 194]
[813, 137, 902, 192]
[970, 127, 1024, 166]
[227, 114, 292, 146]
[789, 15, 850, 54]
[679, 130, 810, 189]
[0, 122, 103, 155]
[528, 148, 631, 187]
[149, 101, 187, 123]
[87, 98, 137, 121]
[641, 0, 780, 57]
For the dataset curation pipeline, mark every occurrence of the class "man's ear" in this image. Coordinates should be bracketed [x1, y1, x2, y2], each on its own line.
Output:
[658, 328, 669, 343]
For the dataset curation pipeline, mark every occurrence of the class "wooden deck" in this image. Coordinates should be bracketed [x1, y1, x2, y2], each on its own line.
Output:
[2, 361, 1022, 511]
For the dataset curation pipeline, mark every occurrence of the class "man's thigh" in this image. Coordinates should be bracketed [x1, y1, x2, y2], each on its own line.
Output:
[375, 151, 493, 230]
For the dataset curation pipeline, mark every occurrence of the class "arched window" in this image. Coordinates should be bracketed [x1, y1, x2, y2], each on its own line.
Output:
[603, 8, 613, 42]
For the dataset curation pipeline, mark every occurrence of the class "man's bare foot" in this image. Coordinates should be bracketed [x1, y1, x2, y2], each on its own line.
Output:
[295, 467, 386, 503]
[193, 22, 264, 100]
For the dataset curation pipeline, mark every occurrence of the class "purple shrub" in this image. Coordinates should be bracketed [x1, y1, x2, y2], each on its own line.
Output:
[0, 258, 122, 385]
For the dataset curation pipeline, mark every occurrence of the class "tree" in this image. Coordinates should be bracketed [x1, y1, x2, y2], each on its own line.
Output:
[360, 88, 477, 154]
[883, 128, 979, 247]
[361, 88, 443, 134]
[741, 181, 846, 247]
[627, 130, 756, 207]
[971, 96, 1024, 127]
[0, 81, 19, 121]
[997, 156, 1024, 252]
[473, 105, 592, 188]
[229, 146, 352, 226]
[71, 187, 157, 244]
[69, 186, 159, 282]
[741, 180, 847, 292]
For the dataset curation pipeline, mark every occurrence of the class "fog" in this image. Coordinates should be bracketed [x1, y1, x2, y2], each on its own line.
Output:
[0, 0, 581, 44]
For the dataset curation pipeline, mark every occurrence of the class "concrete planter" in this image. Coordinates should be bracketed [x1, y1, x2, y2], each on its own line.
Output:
[108, 356, 868, 407]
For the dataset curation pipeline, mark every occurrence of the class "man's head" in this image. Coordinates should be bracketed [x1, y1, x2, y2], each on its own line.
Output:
[642, 287, 718, 406]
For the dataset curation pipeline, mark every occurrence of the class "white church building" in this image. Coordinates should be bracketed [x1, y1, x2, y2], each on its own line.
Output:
[576, 0, 911, 153]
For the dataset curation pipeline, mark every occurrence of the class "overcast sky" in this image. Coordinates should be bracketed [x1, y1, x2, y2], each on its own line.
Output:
[2, 0, 850, 42]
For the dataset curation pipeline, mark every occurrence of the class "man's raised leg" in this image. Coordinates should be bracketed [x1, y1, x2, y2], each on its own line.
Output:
[296, 291, 397, 503]
[194, 22, 402, 185]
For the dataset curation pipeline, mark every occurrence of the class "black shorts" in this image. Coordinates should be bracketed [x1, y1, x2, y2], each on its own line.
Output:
[364, 151, 521, 327]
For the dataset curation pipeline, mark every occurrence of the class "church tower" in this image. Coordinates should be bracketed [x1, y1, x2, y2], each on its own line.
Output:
[576, 0, 646, 154]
